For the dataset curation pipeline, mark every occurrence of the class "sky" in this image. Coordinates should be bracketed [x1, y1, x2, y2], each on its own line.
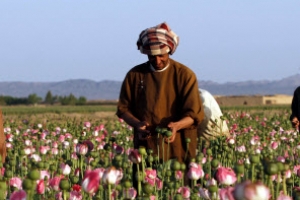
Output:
[0, 1, 299, 84]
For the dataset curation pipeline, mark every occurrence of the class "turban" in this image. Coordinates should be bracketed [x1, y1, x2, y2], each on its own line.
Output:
[137, 22, 179, 55]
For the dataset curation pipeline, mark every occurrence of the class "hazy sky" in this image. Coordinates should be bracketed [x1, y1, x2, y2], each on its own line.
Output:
[1, 1, 299, 83]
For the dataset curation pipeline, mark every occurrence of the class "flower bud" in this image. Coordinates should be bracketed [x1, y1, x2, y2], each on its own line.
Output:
[59, 179, 70, 190]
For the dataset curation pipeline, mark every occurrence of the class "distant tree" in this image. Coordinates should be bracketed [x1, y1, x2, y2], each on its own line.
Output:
[76, 96, 87, 105]
[52, 95, 59, 104]
[59, 93, 77, 105]
[44, 90, 53, 104]
[67, 93, 77, 105]
[0, 96, 6, 105]
[27, 93, 42, 105]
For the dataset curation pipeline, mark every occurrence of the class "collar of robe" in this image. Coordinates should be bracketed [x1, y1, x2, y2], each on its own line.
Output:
[149, 61, 170, 72]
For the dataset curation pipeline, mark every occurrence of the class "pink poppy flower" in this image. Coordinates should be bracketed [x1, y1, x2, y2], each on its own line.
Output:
[187, 162, 204, 180]
[175, 170, 183, 180]
[123, 187, 137, 200]
[177, 186, 191, 199]
[70, 191, 83, 200]
[76, 143, 89, 156]
[219, 186, 235, 200]
[198, 188, 211, 199]
[155, 178, 163, 190]
[226, 137, 235, 145]
[36, 179, 45, 194]
[49, 176, 63, 191]
[271, 141, 279, 150]
[60, 163, 71, 175]
[51, 148, 59, 155]
[39, 145, 50, 155]
[82, 169, 100, 194]
[233, 180, 270, 200]
[144, 168, 157, 186]
[9, 190, 27, 200]
[94, 168, 106, 179]
[40, 170, 50, 180]
[84, 121, 91, 128]
[65, 133, 72, 139]
[215, 167, 237, 186]
[236, 145, 246, 152]
[102, 166, 123, 185]
[276, 191, 292, 200]
[128, 149, 142, 164]
[40, 131, 47, 140]
[113, 144, 124, 154]
[6, 143, 13, 149]
[10, 177, 22, 190]
[58, 135, 65, 142]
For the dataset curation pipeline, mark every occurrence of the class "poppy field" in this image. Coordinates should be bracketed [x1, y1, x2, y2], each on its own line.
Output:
[1, 105, 300, 200]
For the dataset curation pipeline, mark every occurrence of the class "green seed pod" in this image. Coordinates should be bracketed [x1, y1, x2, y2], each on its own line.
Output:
[70, 176, 79, 184]
[142, 183, 154, 195]
[138, 146, 147, 155]
[123, 179, 132, 189]
[4, 170, 13, 178]
[147, 149, 153, 154]
[211, 159, 219, 168]
[59, 179, 70, 190]
[28, 169, 40, 180]
[166, 170, 172, 177]
[277, 162, 284, 172]
[0, 181, 7, 191]
[116, 184, 122, 192]
[37, 162, 44, 169]
[206, 149, 212, 155]
[155, 126, 162, 133]
[147, 155, 154, 163]
[165, 131, 172, 138]
[180, 163, 186, 171]
[234, 163, 245, 175]
[250, 154, 260, 164]
[208, 185, 218, 193]
[135, 171, 144, 182]
[171, 160, 181, 171]
[264, 162, 278, 176]
[185, 138, 191, 143]
[174, 194, 183, 200]
[22, 179, 34, 190]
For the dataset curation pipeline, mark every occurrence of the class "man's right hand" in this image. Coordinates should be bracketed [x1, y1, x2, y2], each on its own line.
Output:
[134, 121, 150, 140]
[119, 112, 150, 140]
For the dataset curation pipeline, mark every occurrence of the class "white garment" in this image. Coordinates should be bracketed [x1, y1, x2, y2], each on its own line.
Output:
[198, 88, 230, 139]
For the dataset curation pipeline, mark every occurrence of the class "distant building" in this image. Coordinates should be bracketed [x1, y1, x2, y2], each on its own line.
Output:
[215, 94, 293, 106]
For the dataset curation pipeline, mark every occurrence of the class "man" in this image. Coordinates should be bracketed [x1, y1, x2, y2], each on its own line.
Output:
[116, 22, 204, 163]
[290, 86, 300, 130]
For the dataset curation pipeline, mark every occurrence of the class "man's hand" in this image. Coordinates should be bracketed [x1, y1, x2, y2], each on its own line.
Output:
[165, 122, 179, 143]
[119, 112, 150, 140]
[165, 117, 194, 143]
[292, 117, 299, 129]
[134, 121, 150, 140]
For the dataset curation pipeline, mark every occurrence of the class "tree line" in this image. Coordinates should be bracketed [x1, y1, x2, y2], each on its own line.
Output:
[0, 91, 87, 106]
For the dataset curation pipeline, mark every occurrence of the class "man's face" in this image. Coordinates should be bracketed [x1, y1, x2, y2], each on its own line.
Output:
[147, 53, 170, 70]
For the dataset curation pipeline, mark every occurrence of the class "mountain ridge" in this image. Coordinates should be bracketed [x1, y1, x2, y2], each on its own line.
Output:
[1, 74, 299, 100]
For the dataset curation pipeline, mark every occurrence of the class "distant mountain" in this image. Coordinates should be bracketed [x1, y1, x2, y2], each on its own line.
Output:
[1, 74, 299, 100]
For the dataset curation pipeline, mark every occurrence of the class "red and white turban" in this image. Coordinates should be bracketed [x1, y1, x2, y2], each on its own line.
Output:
[137, 22, 179, 55]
